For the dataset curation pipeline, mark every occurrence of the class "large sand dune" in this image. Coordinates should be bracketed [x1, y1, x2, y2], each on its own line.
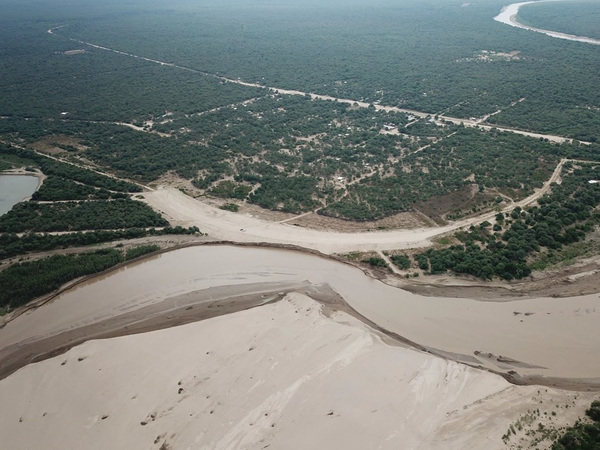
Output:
[1, 294, 593, 449]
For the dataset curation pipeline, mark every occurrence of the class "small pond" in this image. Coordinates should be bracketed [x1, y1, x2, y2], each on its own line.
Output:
[0, 174, 38, 216]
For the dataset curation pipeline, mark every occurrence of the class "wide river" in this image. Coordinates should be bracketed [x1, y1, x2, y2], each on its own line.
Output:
[3, 245, 600, 381]
[0, 174, 38, 216]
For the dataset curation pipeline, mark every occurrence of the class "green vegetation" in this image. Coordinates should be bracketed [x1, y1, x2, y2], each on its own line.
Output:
[361, 256, 389, 269]
[0, 199, 168, 232]
[321, 128, 566, 220]
[32, 176, 126, 201]
[27, 0, 596, 140]
[210, 181, 252, 200]
[1, 0, 599, 284]
[0, 136, 203, 266]
[1, 0, 600, 222]
[390, 254, 411, 270]
[0, 249, 124, 311]
[0, 226, 200, 262]
[0, 243, 179, 313]
[0, 144, 141, 192]
[552, 400, 600, 450]
[219, 203, 239, 212]
[414, 163, 600, 280]
[0, 144, 168, 234]
[125, 244, 160, 260]
[0, 152, 35, 171]
[519, 1, 600, 40]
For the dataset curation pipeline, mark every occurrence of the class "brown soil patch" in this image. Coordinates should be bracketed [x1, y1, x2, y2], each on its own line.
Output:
[415, 185, 500, 225]
[415, 185, 478, 224]
[286, 210, 433, 232]
[236, 201, 297, 222]
[30, 135, 87, 155]
[151, 172, 203, 196]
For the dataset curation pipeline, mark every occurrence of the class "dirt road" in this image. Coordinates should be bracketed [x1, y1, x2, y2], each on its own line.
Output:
[48, 27, 590, 145]
[142, 158, 573, 254]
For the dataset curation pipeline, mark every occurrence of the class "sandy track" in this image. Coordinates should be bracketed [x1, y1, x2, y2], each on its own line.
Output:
[142, 187, 448, 253]
[48, 26, 590, 145]
[141, 158, 569, 254]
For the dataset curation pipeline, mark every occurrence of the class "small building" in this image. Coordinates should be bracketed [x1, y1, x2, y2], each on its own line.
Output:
[589, 180, 599, 184]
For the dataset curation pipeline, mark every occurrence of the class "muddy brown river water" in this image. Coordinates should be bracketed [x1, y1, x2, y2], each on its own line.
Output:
[2, 245, 600, 385]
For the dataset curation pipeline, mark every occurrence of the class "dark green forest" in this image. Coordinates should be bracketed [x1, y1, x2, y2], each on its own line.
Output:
[0, 199, 168, 233]
[0, 226, 199, 262]
[2, 0, 599, 138]
[1, 0, 599, 222]
[412, 163, 600, 280]
[0, 0, 599, 288]
[0, 143, 200, 263]
[519, 1, 600, 39]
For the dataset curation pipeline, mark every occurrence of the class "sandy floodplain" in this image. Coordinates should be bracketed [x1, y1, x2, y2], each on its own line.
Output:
[1, 293, 596, 450]
[141, 187, 446, 254]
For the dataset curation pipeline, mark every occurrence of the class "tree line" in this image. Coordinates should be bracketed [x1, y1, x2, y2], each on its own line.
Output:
[412, 163, 600, 280]
[0, 199, 168, 233]
[0, 226, 200, 262]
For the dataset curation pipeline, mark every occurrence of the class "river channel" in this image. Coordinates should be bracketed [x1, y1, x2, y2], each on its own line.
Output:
[2, 245, 600, 382]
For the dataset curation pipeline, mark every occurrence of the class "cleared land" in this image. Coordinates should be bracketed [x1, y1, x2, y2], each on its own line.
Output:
[140, 157, 569, 253]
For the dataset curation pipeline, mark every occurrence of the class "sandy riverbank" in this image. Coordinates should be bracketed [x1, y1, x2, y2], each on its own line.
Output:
[494, 1, 600, 45]
[1, 293, 595, 450]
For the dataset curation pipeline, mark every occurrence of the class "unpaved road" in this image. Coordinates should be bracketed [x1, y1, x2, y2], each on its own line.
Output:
[143, 187, 449, 254]
[142, 158, 573, 254]
[48, 27, 590, 145]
